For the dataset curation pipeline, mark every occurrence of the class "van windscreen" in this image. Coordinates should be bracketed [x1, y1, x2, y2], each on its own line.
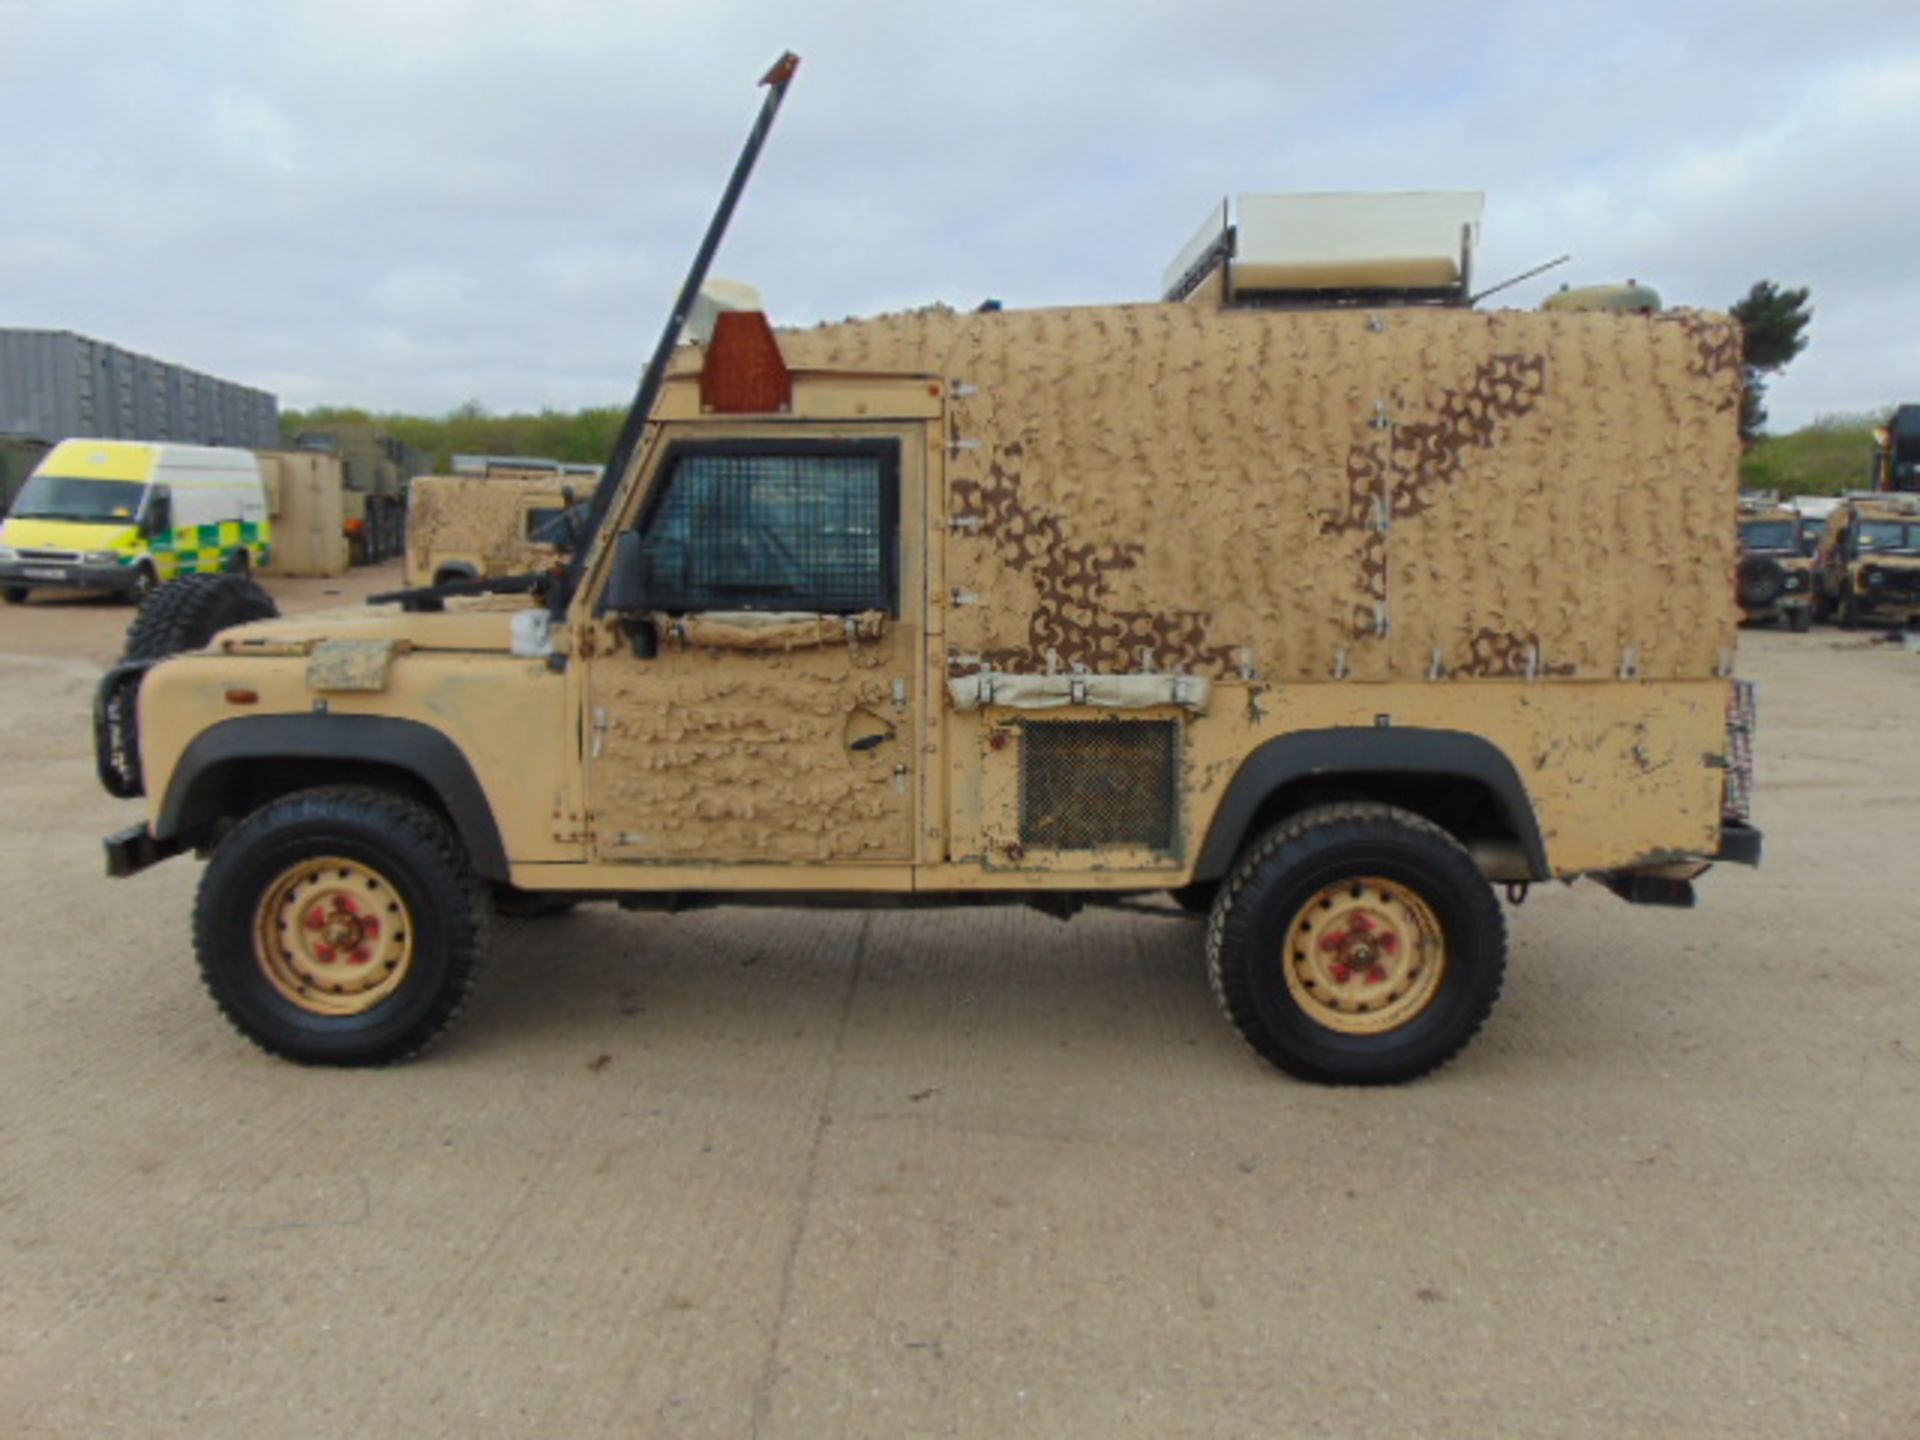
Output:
[8, 476, 146, 522]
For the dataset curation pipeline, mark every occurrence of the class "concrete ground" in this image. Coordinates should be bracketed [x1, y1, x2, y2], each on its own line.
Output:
[1, 572, 1916, 1438]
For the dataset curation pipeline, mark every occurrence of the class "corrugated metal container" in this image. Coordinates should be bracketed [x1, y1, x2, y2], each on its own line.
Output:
[0, 329, 279, 449]
[258, 451, 349, 577]
[0, 437, 51, 511]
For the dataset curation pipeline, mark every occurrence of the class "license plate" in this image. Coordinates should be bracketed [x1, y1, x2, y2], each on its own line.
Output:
[23, 567, 67, 581]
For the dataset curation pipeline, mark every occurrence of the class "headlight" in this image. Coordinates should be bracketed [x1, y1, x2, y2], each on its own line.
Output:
[0, 545, 15, 562]
[1783, 574, 1802, 590]
[83, 550, 121, 565]
[1865, 568, 1883, 587]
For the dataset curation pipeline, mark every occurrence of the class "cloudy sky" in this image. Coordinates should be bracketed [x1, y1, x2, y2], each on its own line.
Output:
[3, 0, 1916, 432]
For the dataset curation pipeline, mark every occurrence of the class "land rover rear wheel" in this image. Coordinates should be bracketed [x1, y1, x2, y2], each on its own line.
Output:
[1207, 802, 1506, 1084]
[195, 786, 490, 1065]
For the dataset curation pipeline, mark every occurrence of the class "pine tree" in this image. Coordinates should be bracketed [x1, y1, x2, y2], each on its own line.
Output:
[1730, 281, 1812, 447]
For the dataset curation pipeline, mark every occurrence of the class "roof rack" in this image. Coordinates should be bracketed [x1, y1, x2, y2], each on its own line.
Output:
[1162, 192, 1483, 310]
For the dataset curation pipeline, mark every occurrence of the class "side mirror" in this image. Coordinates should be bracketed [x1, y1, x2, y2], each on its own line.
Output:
[603, 531, 662, 659]
[604, 530, 652, 614]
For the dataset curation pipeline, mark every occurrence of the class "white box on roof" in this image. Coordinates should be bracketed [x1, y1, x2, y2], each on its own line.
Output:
[1164, 192, 1484, 303]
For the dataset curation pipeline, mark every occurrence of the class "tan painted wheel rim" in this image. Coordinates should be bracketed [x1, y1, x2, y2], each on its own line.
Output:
[1282, 875, 1447, 1035]
[253, 856, 415, 1017]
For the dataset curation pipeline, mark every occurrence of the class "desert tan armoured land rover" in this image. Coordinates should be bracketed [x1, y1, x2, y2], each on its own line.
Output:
[91, 56, 1760, 1084]
[1736, 501, 1816, 630]
[402, 472, 599, 589]
[1813, 493, 1920, 627]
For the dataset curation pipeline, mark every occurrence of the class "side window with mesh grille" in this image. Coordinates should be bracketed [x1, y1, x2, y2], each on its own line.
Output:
[638, 441, 896, 614]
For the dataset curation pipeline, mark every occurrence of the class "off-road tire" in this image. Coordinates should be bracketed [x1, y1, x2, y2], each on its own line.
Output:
[1738, 555, 1785, 609]
[2, 585, 27, 605]
[1207, 802, 1506, 1085]
[195, 786, 491, 1066]
[122, 572, 279, 661]
[1788, 607, 1813, 633]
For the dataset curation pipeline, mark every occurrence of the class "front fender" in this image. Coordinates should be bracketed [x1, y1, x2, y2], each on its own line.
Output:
[155, 714, 511, 880]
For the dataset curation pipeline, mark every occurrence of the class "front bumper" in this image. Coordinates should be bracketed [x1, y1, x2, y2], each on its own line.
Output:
[1741, 595, 1810, 619]
[103, 822, 186, 878]
[0, 559, 140, 593]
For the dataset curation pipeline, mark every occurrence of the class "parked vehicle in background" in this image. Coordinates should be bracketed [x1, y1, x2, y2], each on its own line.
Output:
[0, 440, 268, 604]
[403, 472, 598, 588]
[1868, 406, 1920, 493]
[289, 422, 427, 565]
[1736, 501, 1816, 630]
[1813, 494, 1920, 627]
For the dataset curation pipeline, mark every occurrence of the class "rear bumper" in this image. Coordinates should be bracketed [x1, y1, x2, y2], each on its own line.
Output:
[103, 822, 185, 879]
[1715, 819, 1763, 867]
[1598, 821, 1763, 907]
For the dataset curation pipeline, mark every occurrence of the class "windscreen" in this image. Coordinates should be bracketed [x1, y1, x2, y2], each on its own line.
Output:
[1740, 520, 1797, 551]
[7, 476, 145, 522]
[1858, 520, 1918, 553]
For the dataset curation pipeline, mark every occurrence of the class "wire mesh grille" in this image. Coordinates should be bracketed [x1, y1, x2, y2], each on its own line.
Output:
[1021, 720, 1177, 850]
[644, 451, 889, 613]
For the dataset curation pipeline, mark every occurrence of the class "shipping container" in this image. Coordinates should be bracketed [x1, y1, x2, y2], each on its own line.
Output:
[0, 329, 279, 450]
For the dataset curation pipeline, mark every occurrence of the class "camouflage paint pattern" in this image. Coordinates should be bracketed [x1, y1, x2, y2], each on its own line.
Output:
[759, 303, 1742, 685]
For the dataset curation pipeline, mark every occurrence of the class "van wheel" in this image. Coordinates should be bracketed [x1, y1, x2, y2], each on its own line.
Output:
[126, 564, 157, 605]
[122, 572, 278, 661]
[1207, 802, 1506, 1084]
[2, 586, 28, 605]
[195, 787, 490, 1065]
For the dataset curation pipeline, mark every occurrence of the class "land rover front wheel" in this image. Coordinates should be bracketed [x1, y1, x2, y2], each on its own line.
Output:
[1207, 802, 1506, 1084]
[194, 786, 490, 1065]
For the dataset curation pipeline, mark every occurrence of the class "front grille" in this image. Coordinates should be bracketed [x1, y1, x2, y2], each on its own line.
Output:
[19, 549, 79, 563]
[1021, 719, 1177, 851]
[1723, 680, 1756, 822]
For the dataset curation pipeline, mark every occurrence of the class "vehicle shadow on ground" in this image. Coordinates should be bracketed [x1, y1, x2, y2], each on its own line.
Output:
[455, 902, 1255, 1079]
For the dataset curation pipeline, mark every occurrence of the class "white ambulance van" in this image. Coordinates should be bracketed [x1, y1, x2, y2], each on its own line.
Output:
[0, 441, 271, 604]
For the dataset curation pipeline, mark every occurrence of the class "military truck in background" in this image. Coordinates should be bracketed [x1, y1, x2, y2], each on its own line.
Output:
[1736, 500, 1816, 630]
[1813, 493, 1920, 627]
[89, 56, 1760, 1086]
[289, 421, 428, 565]
[1868, 406, 1920, 493]
[403, 471, 599, 589]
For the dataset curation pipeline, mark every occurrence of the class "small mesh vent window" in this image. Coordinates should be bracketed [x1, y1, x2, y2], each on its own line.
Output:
[1021, 720, 1178, 851]
[640, 446, 894, 614]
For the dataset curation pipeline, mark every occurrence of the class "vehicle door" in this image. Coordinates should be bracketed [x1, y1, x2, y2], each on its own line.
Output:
[581, 425, 925, 866]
